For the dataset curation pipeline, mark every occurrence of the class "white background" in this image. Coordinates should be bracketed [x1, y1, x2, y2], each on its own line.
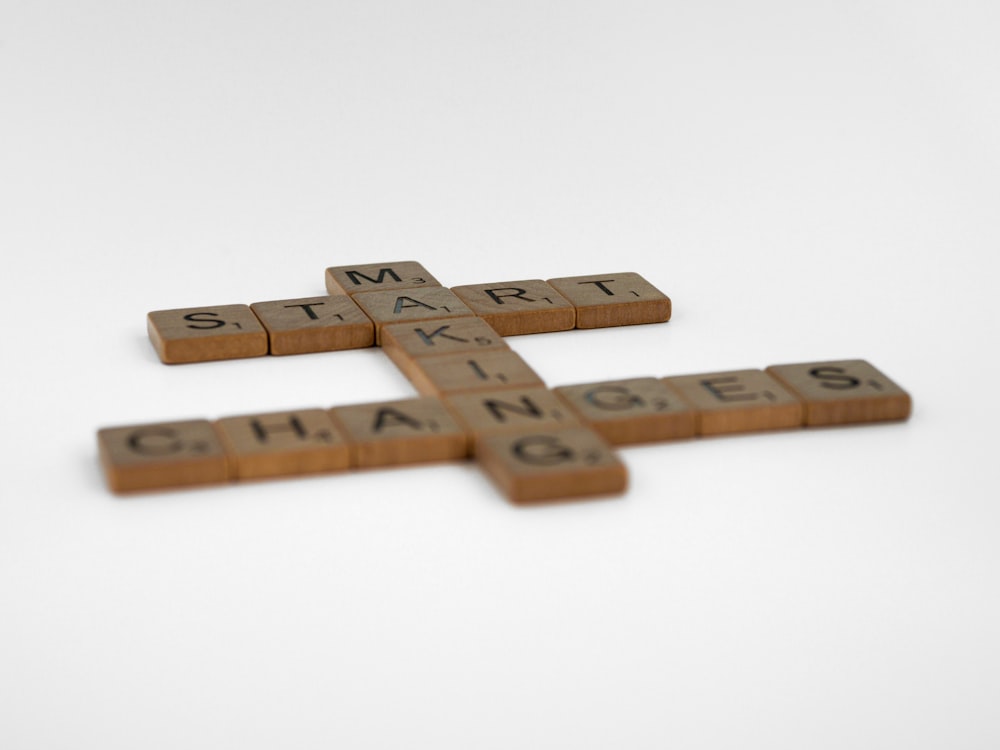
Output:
[2, 2, 999, 748]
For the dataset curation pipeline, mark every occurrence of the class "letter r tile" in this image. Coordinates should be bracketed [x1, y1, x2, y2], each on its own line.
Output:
[764, 360, 912, 426]
[450, 280, 575, 335]
[97, 419, 230, 493]
[547, 272, 671, 329]
[664, 369, 804, 435]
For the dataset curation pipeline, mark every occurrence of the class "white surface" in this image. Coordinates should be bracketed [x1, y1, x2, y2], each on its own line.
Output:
[2, 2, 999, 748]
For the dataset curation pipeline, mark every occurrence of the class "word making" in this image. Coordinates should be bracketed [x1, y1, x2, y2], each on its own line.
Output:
[98, 261, 911, 503]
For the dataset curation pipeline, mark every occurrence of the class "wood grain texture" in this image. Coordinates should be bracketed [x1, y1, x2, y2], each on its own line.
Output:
[665, 369, 804, 435]
[398, 350, 545, 395]
[450, 280, 575, 335]
[352, 287, 474, 344]
[329, 397, 469, 468]
[147, 304, 268, 364]
[546, 272, 671, 329]
[214, 409, 350, 479]
[443, 387, 580, 453]
[765, 359, 912, 426]
[476, 427, 627, 503]
[553, 377, 696, 445]
[325, 261, 439, 296]
[97, 419, 229, 493]
[381, 317, 508, 359]
[249, 295, 374, 355]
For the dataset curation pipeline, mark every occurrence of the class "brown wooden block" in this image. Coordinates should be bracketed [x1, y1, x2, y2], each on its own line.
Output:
[147, 305, 268, 364]
[329, 397, 468, 468]
[546, 272, 671, 329]
[249, 295, 374, 355]
[214, 409, 351, 479]
[398, 350, 546, 396]
[764, 360, 912, 426]
[97, 419, 229, 493]
[450, 280, 575, 336]
[665, 369, 804, 435]
[476, 427, 627, 503]
[381, 317, 508, 359]
[352, 287, 475, 344]
[553, 377, 696, 445]
[444, 387, 580, 452]
[325, 260, 440, 296]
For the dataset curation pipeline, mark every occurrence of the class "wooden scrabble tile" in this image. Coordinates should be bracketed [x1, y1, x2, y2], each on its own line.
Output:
[546, 272, 671, 329]
[214, 409, 350, 479]
[97, 419, 230, 493]
[329, 397, 468, 468]
[398, 350, 546, 396]
[250, 295, 374, 355]
[381, 317, 508, 360]
[450, 280, 575, 336]
[476, 427, 627, 503]
[553, 377, 696, 445]
[664, 369, 804, 435]
[147, 304, 268, 364]
[325, 261, 440, 296]
[764, 359, 912, 426]
[352, 287, 475, 344]
[444, 387, 580, 452]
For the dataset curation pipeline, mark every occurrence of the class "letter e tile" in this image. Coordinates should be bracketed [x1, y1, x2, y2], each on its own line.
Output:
[665, 369, 804, 435]
[764, 360, 912, 426]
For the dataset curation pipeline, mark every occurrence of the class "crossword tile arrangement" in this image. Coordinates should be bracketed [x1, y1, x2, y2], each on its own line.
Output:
[101, 261, 912, 502]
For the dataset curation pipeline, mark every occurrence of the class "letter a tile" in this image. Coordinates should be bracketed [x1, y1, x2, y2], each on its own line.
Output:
[476, 427, 627, 503]
[329, 397, 468, 468]
[97, 419, 230, 493]
[147, 304, 268, 364]
[547, 272, 671, 329]
[764, 359, 912, 426]
[214, 409, 351, 479]
[664, 369, 804, 435]
[352, 287, 474, 344]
